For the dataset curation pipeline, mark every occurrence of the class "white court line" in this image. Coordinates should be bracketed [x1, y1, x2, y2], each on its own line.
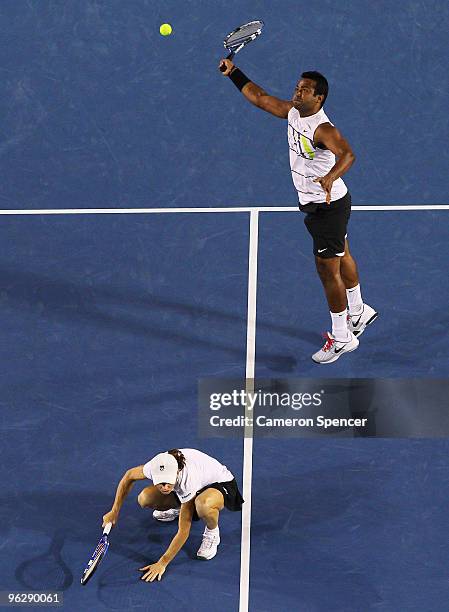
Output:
[0, 204, 448, 215]
[239, 210, 259, 612]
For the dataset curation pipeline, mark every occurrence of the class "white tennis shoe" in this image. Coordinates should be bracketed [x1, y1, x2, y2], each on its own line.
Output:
[197, 528, 220, 560]
[349, 304, 378, 337]
[312, 332, 359, 364]
[152, 508, 180, 522]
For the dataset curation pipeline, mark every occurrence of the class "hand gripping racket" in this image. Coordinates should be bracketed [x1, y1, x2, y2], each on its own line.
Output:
[219, 20, 264, 72]
[80, 522, 112, 586]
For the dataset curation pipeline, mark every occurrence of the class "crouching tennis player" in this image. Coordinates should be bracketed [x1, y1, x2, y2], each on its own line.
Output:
[102, 448, 244, 582]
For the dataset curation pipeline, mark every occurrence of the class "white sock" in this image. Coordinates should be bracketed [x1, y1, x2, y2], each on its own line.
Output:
[346, 284, 363, 316]
[330, 309, 350, 342]
[205, 526, 219, 535]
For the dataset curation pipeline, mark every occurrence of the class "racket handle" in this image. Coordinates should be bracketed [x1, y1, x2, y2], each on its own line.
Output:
[219, 50, 235, 72]
[103, 522, 112, 535]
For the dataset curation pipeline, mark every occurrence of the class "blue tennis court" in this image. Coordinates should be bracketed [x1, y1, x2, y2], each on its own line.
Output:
[1, 206, 448, 612]
[1, 1, 448, 611]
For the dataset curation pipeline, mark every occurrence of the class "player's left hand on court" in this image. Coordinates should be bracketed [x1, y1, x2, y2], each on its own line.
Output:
[313, 175, 334, 205]
[139, 561, 167, 582]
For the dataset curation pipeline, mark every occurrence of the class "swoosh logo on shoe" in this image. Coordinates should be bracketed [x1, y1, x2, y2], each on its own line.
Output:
[352, 315, 362, 327]
[334, 345, 345, 354]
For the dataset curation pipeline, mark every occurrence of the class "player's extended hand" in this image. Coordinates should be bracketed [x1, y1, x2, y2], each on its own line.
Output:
[102, 509, 119, 528]
[313, 175, 334, 205]
[219, 58, 235, 76]
[139, 561, 167, 582]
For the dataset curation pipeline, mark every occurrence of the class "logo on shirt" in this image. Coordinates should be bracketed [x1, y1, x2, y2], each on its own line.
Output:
[159, 465, 165, 471]
[288, 124, 316, 160]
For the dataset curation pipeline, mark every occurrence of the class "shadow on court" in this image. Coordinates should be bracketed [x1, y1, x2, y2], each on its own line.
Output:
[0, 264, 301, 372]
[15, 530, 74, 591]
[4, 494, 181, 593]
[4, 489, 241, 594]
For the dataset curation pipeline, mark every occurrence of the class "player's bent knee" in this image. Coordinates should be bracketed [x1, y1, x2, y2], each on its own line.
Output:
[195, 496, 212, 515]
[194, 496, 207, 511]
[137, 489, 154, 508]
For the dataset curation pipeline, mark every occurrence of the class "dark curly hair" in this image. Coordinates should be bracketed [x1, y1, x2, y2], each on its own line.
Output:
[167, 449, 186, 470]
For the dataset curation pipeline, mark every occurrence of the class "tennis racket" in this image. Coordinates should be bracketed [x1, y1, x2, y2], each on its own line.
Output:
[80, 523, 112, 586]
[219, 20, 264, 72]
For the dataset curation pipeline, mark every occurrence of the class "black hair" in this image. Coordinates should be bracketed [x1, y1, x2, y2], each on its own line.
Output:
[301, 71, 328, 107]
[167, 449, 186, 470]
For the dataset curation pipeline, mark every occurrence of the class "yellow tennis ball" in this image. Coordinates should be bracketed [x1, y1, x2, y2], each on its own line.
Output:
[159, 23, 172, 36]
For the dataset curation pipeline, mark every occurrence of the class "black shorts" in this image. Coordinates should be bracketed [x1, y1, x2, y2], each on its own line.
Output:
[175, 479, 244, 521]
[301, 191, 351, 258]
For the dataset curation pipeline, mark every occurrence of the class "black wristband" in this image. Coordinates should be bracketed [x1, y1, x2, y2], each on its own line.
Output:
[229, 68, 251, 91]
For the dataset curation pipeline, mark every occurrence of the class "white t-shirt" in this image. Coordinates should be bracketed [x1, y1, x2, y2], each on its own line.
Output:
[288, 106, 348, 205]
[143, 448, 234, 504]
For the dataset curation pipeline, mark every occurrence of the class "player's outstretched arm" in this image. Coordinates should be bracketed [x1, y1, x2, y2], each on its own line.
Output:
[139, 501, 195, 582]
[219, 59, 293, 119]
[102, 465, 146, 527]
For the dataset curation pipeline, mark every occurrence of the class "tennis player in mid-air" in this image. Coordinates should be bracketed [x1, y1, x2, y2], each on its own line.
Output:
[102, 448, 243, 581]
[219, 59, 377, 364]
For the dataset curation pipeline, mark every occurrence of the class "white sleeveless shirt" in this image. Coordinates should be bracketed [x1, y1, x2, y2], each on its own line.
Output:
[287, 106, 347, 205]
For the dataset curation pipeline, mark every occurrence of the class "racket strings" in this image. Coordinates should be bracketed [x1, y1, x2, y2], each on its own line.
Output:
[226, 22, 263, 48]
[92, 541, 107, 560]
